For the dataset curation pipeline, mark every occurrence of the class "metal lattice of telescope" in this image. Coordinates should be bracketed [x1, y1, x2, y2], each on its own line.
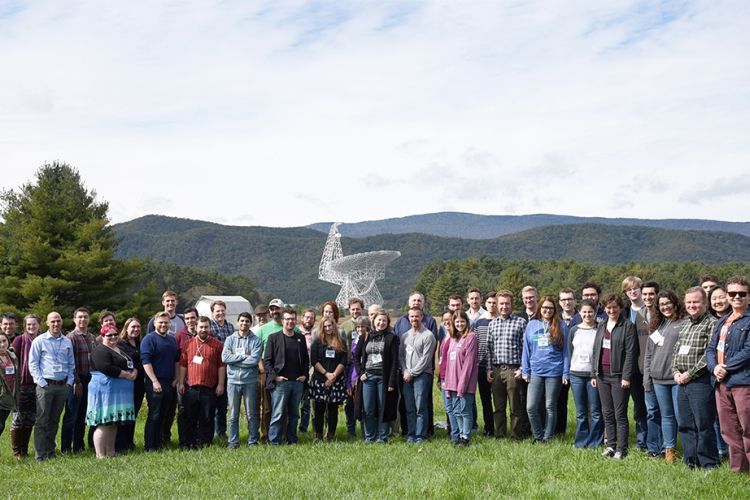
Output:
[318, 222, 401, 310]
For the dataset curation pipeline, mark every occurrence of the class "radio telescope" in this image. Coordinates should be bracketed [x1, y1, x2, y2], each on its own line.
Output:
[318, 223, 401, 310]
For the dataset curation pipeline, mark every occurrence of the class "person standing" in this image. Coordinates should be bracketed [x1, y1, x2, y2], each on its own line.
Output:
[256, 298, 286, 442]
[354, 310, 400, 443]
[568, 300, 603, 448]
[9, 314, 41, 459]
[673, 287, 719, 469]
[622, 276, 651, 454]
[400, 307, 437, 444]
[178, 316, 225, 449]
[485, 290, 529, 440]
[466, 288, 487, 327]
[297, 308, 316, 434]
[28, 312, 75, 461]
[141, 312, 179, 451]
[340, 298, 364, 437]
[0, 333, 19, 455]
[443, 310, 479, 446]
[173, 307, 199, 448]
[61, 307, 96, 454]
[309, 317, 348, 442]
[209, 300, 234, 439]
[1, 313, 18, 343]
[707, 276, 750, 473]
[521, 297, 569, 443]
[264, 308, 309, 445]
[87, 324, 137, 458]
[222, 312, 263, 448]
[115, 317, 144, 452]
[472, 292, 498, 437]
[518, 286, 538, 321]
[592, 294, 636, 460]
[643, 290, 685, 463]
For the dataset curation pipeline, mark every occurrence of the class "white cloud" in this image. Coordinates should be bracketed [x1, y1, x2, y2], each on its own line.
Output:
[1, 0, 748, 226]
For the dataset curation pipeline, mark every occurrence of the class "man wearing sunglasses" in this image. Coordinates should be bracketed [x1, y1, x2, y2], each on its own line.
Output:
[707, 276, 750, 473]
[672, 286, 718, 469]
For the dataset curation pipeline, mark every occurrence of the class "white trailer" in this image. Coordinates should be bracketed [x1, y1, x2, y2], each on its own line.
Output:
[194, 295, 252, 329]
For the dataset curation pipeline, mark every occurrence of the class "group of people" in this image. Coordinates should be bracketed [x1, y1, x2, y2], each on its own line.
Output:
[0, 275, 748, 474]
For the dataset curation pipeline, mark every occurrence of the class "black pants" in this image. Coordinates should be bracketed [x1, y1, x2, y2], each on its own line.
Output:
[313, 401, 340, 437]
[116, 380, 144, 452]
[473, 367, 494, 436]
[162, 387, 178, 446]
[554, 382, 570, 436]
[597, 374, 630, 453]
[629, 371, 648, 449]
[184, 386, 217, 448]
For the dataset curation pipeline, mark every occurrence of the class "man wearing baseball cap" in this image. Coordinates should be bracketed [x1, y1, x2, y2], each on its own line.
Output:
[255, 299, 286, 442]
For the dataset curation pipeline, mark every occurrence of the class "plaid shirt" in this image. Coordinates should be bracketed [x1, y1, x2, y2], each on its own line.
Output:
[210, 319, 235, 344]
[67, 330, 96, 383]
[485, 314, 527, 367]
[672, 312, 716, 379]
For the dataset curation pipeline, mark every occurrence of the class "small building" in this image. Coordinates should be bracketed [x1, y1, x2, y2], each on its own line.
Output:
[195, 295, 252, 328]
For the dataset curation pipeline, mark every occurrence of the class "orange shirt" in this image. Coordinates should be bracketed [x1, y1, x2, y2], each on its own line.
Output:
[179, 336, 225, 388]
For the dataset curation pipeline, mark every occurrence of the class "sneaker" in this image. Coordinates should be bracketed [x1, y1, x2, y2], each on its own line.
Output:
[227, 443, 239, 450]
[613, 451, 626, 460]
[601, 447, 615, 458]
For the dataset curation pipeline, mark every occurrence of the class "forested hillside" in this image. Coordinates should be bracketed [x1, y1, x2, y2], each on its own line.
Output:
[114, 215, 750, 307]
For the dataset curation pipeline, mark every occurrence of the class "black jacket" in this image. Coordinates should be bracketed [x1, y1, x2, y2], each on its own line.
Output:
[264, 330, 310, 391]
[592, 315, 636, 381]
[353, 330, 400, 422]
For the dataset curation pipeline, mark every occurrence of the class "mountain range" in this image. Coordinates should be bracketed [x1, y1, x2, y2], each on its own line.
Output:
[307, 212, 750, 239]
[113, 213, 750, 307]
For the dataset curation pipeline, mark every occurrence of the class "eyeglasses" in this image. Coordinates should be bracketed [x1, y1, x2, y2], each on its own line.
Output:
[540, 306, 555, 311]
[560, 298, 575, 302]
[104, 333, 118, 338]
[728, 291, 748, 298]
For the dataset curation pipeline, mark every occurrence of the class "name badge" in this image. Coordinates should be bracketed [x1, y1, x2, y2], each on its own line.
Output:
[325, 348, 335, 359]
[602, 338, 611, 350]
[369, 353, 382, 364]
[449, 351, 457, 361]
[717, 340, 725, 353]
[52, 363, 63, 372]
[352, 332, 359, 342]
[457, 341, 463, 348]
[192, 355, 204, 365]
[126, 360, 134, 370]
[578, 353, 591, 364]
[537, 336, 549, 347]
[5, 365, 15, 375]
[678, 345, 690, 355]
[650, 330, 664, 345]
[236, 347, 246, 356]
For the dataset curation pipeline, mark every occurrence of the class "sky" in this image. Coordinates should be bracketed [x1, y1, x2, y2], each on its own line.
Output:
[1, 0, 748, 227]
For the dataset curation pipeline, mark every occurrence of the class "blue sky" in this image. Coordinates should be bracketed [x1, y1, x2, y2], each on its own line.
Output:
[1, 1, 748, 226]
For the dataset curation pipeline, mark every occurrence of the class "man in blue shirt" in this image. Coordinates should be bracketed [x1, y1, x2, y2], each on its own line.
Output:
[141, 312, 179, 451]
[28, 311, 75, 461]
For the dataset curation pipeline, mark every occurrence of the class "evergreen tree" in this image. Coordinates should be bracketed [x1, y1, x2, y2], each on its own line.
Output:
[0, 162, 145, 321]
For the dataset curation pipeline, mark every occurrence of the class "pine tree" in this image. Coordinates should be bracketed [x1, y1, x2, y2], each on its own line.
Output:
[0, 162, 146, 320]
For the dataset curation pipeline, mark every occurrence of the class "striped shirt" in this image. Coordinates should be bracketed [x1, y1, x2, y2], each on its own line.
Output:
[473, 317, 493, 368]
[672, 312, 716, 379]
[180, 335, 225, 388]
[485, 314, 527, 367]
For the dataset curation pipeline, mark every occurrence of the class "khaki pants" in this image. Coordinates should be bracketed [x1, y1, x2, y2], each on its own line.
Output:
[491, 365, 529, 439]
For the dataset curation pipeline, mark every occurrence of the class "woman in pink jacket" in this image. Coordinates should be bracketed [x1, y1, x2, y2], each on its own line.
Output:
[443, 310, 479, 446]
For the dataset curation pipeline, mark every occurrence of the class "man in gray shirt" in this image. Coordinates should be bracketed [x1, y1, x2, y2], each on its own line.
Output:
[400, 307, 437, 444]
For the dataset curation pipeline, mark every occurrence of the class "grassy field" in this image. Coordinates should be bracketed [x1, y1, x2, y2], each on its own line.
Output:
[1, 389, 748, 499]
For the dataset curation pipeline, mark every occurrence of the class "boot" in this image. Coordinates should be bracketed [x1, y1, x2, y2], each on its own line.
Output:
[11, 427, 30, 459]
[665, 447, 676, 464]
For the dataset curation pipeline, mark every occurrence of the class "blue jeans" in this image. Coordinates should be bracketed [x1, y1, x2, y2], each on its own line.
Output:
[676, 375, 718, 468]
[402, 372, 432, 442]
[643, 389, 663, 453]
[570, 374, 603, 448]
[442, 389, 460, 443]
[269, 380, 303, 445]
[527, 376, 562, 441]
[227, 381, 259, 446]
[653, 383, 679, 448]
[362, 372, 389, 442]
[447, 391, 474, 440]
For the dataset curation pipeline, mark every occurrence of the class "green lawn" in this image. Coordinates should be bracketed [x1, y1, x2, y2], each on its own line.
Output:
[1, 389, 748, 498]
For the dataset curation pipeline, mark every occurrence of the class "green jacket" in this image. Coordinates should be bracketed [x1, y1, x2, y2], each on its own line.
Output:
[0, 350, 19, 411]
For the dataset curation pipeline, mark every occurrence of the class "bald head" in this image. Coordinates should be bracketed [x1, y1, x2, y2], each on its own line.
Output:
[46, 312, 63, 336]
